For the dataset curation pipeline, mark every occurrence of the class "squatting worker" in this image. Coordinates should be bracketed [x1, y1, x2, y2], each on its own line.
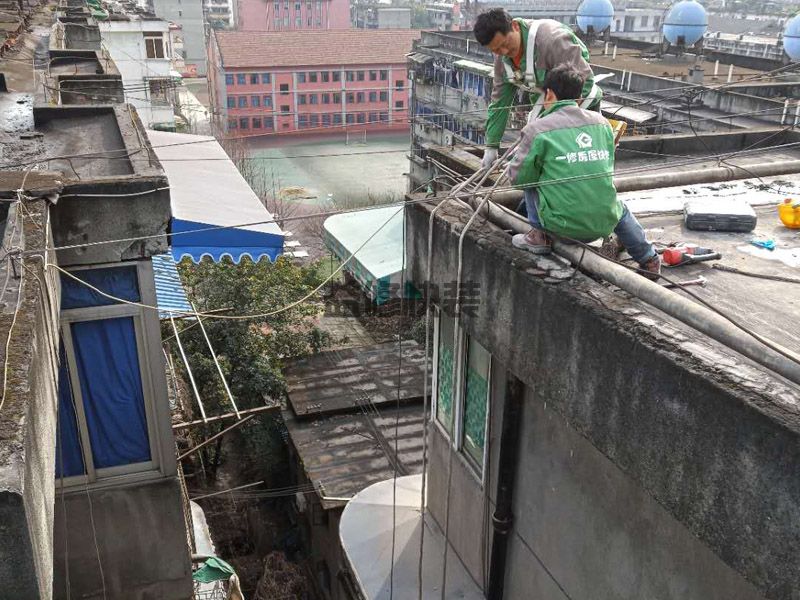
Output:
[507, 65, 661, 280]
[473, 8, 602, 170]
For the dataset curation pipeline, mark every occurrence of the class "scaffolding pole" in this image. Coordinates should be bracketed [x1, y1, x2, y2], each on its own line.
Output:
[178, 415, 256, 461]
[172, 403, 279, 430]
[169, 314, 208, 423]
[191, 301, 240, 419]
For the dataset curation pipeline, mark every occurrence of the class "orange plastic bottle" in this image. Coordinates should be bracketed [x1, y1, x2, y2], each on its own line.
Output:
[778, 198, 800, 229]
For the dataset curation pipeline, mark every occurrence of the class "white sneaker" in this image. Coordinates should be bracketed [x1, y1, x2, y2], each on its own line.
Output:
[512, 230, 551, 255]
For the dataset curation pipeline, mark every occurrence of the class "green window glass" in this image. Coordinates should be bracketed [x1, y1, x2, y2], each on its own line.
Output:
[462, 338, 490, 467]
[436, 313, 455, 433]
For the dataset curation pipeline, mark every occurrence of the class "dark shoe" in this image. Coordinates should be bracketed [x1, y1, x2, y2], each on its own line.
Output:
[640, 254, 661, 281]
[512, 229, 551, 254]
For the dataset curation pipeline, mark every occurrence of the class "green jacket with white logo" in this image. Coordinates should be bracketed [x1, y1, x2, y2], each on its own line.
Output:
[508, 100, 622, 240]
[485, 18, 600, 148]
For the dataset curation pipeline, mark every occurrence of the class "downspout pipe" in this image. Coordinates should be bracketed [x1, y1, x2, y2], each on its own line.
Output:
[487, 372, 525, 600]
[468, 199, 800, 387]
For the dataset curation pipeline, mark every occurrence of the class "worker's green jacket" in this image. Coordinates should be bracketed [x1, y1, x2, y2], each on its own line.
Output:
[485, 18, 601, 148]
[508, 100, 622, 240]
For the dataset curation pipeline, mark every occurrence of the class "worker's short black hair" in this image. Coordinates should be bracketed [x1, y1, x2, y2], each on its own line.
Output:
[474, 8, 513, 46]
[542, 65, 585, 101]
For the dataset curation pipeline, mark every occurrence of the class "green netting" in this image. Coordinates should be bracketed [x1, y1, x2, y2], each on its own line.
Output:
[436, 346, 453, 433]
[464, 367, 488, 460]
[193, 557, 236, 583]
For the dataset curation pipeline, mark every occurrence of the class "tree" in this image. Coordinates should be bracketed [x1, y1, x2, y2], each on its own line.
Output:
[168, 256, 332, 480]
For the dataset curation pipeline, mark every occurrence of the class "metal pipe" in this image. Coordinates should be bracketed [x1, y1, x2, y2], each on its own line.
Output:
[477, 157, 800, 208]
[170, 314, 207, 423]
[191, 301, 240, 419]
[178, 415, 256, 461]
[172, 403, 279, 430]
[465, 200, 800, 387]
[190, 480, 265, 501]
[487, 372, 524, 600]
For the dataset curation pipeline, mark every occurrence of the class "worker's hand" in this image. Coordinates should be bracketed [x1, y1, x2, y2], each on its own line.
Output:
[481, 147, 498, 171]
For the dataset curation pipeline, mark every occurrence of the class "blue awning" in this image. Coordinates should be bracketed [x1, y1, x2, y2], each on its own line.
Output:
[146, 130, 285, 264]
[152, 253, 193, 318]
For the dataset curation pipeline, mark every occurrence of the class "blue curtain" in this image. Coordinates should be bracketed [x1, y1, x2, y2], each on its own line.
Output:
[55, 343, 85, 479]
[71, 317, 151, 469]
[61, 266, 140, 310]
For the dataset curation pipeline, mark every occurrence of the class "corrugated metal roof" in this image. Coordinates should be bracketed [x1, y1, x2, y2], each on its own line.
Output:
[152, 253, 193, 319]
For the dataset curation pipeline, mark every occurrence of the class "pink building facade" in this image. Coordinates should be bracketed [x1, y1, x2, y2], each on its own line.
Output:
[208, 30, 420, 137]
[237, 0, 350, 31]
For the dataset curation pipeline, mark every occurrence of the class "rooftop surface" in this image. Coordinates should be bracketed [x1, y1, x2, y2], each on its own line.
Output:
[283, 340, 428, 509]
[591, 51, 766, 81]
[284, 340, 428, 418]
[215, 29, 423, 68]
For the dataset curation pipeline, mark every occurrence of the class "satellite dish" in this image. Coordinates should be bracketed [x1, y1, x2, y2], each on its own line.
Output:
[576, 0, 614, 35]
[784, 14, 800, 60]
[663, 0, 708, 47]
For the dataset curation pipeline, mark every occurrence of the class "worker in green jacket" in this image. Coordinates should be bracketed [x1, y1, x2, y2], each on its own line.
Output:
[508, 65, 661, 279]
[474, 8, 602, 170]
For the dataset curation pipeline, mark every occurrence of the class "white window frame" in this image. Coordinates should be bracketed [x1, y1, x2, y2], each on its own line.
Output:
[431, 306, 492, 484]
[459, 335, 492, 482]
[56, 261, 170, 490]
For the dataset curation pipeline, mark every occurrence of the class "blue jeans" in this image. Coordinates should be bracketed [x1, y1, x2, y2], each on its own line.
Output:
[523, 188, 656, 265]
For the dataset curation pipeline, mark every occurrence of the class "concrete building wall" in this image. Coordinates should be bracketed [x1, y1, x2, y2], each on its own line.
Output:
[376, 8, 410, 29]
[237, 0, 350, 32]
[53, 477, 192, 600]
[98, 21, 176, 129]
[0, 201, 60, 600]
[407, 201, 800, 600]
[149, 0, 207, 75]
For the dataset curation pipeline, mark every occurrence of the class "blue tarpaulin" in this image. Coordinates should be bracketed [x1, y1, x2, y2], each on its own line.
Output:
[55, 344, 85, 478]
[146, 130, 285, 263]
[71, 317, 151, 469]
[61, 265, 140, 309]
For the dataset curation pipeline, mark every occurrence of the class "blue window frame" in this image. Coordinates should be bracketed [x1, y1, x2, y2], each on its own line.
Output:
[238, 96, 248, 108]
[251, 95, 261, 107]
[225, 74, 234, 85]
[236, 73, 246, 85]
[263, 95, 273, 108]
[227, 97, 235, 109]
[261, 73, 271, 84]
[240, 117, 249, 129]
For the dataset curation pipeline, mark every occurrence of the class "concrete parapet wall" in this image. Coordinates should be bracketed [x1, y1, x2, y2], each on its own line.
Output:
[406, 200, 800, 599]
[0, 200, 61, 600]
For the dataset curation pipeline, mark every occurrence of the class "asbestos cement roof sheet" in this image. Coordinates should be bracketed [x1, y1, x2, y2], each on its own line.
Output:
[284, 339, 429, 418]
